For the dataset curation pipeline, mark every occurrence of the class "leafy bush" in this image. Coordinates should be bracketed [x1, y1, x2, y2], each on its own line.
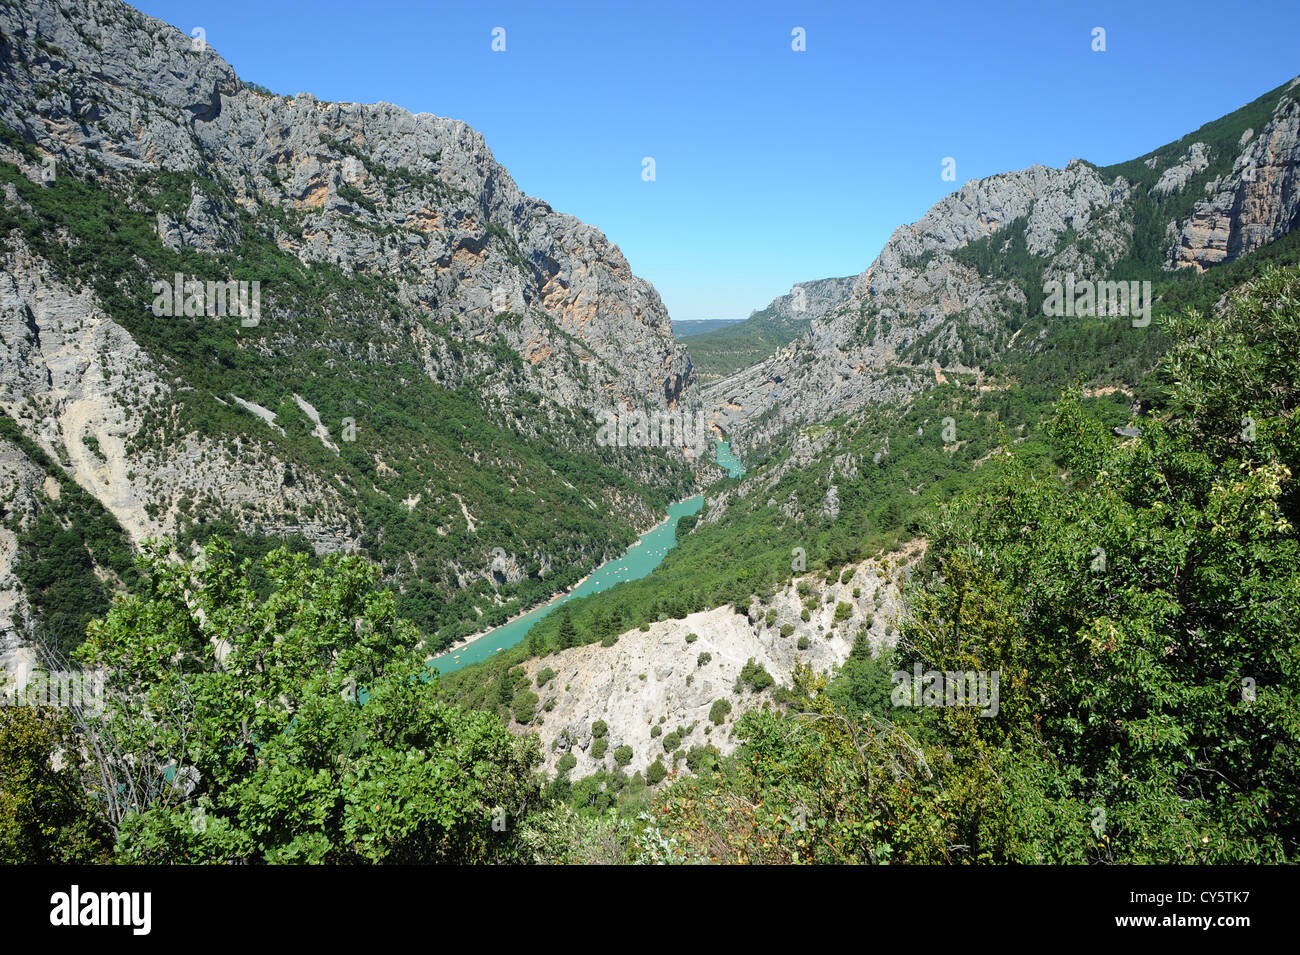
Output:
[739, 659, 775, 693]
[512, 689, 539, 724]
[709, 699, 732, 725]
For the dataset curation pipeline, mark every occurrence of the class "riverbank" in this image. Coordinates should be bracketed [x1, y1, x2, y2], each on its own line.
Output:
[427, 494, 705, 675]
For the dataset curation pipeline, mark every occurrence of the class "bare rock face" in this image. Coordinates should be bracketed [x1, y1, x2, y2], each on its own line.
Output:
[1169, 93, 1300, 271]
[515, 545, 920, 780]
[0, 0, 695, 465]
[706, 160, 1133, 447]
[707, 80, 1300, 448]
[1, 0, 693, 416]
[1151, 142, 1210, 197]
[0, 250, 359, 555]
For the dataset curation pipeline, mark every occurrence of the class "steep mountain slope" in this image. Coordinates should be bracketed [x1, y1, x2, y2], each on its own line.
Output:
[684, 276, 855, 383]
[706, 76, 1300, 449]
[0, 0, 706, 653]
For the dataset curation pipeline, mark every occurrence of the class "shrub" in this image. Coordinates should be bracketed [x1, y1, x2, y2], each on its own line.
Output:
[798, 636, 810, 650]
[591, 719, 608, 739]
[662, 731, 681, 752]
[536, 667, 556, 688]
[709, 699, 732, 725]
[697, 652, 712, 667]
[651, 725, 662, 738]
[557, 753, 577, 775]
[685, 633, 698, 644]
[780, 624, 795, 638]
[834, 601, 853, 623]
[591, 738, 608, 759]
[613, 745, 632, 767]
[740, 658, 774, 693]
[686, 745, 718, 774]
[646, 760, 667, 785]
[511, 689, 539, 724]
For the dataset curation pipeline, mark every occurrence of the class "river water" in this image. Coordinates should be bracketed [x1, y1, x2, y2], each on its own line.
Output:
[426, 440, 745, 675]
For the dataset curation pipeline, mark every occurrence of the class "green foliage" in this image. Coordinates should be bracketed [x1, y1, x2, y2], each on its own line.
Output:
[739, 659, 775, 693]
[0, 707, 111, 863]
[709, 699, 732, 725]
[827, 637, 895, 721]
[646, 760, 668, 785]
[512, 689, 540, 725]
[591, 720, 608, 739]
[71, 539, 541, 863]
[614, 745, 633, 767]
[685, 745, 719, 774]
[0, 143, 690, 656]
[696, 652, 712, 667]
[0, 416, 135, 655]
[591, 738, 608, 760]
[644, 262, 1300, 865]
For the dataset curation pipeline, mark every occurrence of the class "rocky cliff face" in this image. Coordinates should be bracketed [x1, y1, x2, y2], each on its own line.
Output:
[0, 0, 692, 418]
[706, 78, 1300, 448]
[1169, 85, 1300, 271]
[706, 159, 1133, 446]
[752, 275, 856, 328]
[515, 544, 918, 779]
[0, 0, 700, 649]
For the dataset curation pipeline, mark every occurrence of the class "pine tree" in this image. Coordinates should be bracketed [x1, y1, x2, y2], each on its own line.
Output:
[557, 612, 578, 649]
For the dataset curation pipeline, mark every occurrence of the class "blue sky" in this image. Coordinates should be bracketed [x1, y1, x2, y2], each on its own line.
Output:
[135, 0, 1300, 320]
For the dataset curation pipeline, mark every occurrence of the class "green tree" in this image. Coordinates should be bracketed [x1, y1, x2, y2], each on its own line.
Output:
[0, 706, 111, 863]
[73, 539, 542, 863]
[556, 611, 578, 650]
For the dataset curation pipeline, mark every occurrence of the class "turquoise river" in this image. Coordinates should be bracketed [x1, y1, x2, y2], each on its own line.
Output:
[427, 439, 744, 675]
